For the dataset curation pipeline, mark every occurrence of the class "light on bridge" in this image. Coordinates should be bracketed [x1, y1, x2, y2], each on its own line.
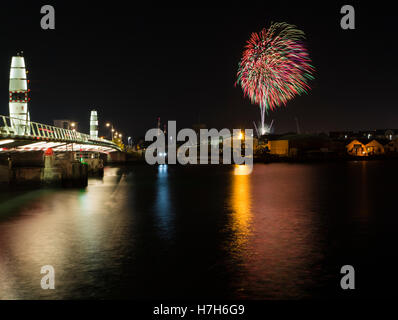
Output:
[0, 139, 14, 145]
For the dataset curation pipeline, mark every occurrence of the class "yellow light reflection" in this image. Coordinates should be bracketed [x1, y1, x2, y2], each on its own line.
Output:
[233, 164, 252, 176]
[237, 164, 323, 298]
[230, 165, 252, 251]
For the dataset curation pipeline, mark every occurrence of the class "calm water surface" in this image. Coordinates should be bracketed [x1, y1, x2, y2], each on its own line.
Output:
[0, 162, 397, 299]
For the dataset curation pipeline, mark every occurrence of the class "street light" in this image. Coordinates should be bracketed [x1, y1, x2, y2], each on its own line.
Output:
[106, 123, 115, 140]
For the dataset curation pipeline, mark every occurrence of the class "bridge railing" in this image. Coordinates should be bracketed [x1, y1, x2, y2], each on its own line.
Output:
[0, 114, 119, 149]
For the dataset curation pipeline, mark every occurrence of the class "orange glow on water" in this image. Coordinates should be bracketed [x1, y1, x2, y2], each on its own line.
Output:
[228, 164, 324, 299]
[233, 164, 252, 176]
[230, 166, 252, 250]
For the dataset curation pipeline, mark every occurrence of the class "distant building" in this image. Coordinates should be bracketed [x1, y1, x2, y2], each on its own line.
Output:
[360, 130, 397, 140]
[384, 139, 398, 153]
[268, 139, 289, 156]
[346, 139, 366, 156]
[377, 129, 398, 140]
[365, 140, 385, 155]
[266, 134, 331, 157]
[346, 139, 385, 156]
[329, 131, 355, 140]
[357, 130, 377, 140]
[53, 120, 78, 131]
[331, 129, 398, 142]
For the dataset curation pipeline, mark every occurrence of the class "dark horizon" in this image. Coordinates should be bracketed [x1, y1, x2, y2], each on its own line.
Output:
[0, 1, 397, 139]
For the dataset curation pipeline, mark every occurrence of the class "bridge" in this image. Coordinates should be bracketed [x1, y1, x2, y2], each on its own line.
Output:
[0, 114, 121, 153]
[0, 53, 125, 188]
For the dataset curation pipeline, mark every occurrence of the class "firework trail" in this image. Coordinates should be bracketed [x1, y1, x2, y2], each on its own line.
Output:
[236, 22, 314, 135]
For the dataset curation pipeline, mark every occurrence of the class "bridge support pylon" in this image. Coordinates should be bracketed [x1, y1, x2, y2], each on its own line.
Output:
[0, 149, 89, 188]
[42, 148, 62, 185]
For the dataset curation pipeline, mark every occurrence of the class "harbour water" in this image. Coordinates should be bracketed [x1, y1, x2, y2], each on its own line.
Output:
[0, 161, 397, 299]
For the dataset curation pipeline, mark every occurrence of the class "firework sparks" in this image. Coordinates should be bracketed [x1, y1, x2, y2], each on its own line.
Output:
[236, 22, 315, 135]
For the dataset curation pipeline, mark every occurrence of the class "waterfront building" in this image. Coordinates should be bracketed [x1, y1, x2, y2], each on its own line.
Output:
[266, 134, 331, 157]
[268, 139, 289, 156]
[346, 139, 385, 156]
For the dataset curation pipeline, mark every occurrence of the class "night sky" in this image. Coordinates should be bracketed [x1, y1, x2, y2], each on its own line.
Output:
[0, 1, 396, 139]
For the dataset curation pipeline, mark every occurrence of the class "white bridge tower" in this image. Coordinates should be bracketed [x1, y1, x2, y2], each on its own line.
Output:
[9, 52, 30, 135]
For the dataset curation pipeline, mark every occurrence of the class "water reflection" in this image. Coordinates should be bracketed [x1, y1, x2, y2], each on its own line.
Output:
[350, 161, 370, 220]
[0, 162, 395, 299]
[228, 164, 324, 299]
[229, 165, 253, 252]
[0, 167, 133, 299]
[154, 165, 173, 239]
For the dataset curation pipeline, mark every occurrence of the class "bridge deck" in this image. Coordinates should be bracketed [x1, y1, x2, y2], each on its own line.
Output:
[0, 114, 121, 153]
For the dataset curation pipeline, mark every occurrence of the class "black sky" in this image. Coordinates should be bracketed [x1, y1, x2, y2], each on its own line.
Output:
[0, 1, 397, 139]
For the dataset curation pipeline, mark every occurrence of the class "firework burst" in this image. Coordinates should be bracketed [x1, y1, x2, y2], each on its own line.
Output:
[236, 22, 314, 135]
